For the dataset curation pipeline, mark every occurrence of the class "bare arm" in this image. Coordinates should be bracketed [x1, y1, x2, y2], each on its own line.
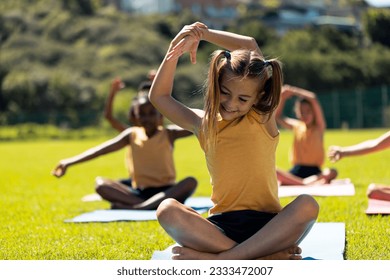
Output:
[286, 85, 326, 131]
[52, 128, 132, 177]
[150, 22, 263, 134]
[275, 86, 295, 130]
[202, 28, 261, 55]
[328, 131, 390, 162]
[104, 78, 128, 132]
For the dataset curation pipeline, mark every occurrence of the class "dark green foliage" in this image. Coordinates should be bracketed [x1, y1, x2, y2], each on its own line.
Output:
[364, 8, 390, 47]
[0, 1, 389, 128]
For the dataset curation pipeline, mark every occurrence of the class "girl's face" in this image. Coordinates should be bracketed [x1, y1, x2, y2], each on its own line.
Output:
[136, 102, 161, 130]
[297, 102, 314, 126]
[219, 73, 260, 121]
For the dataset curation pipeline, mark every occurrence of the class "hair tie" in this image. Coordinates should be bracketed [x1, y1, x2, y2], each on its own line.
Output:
[224, 50, 231, 60]
[264, 60, 273, 78]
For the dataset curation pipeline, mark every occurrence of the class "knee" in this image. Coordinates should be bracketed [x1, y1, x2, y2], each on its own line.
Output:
[95, 176, 104, 186]
[295, 194, 319, 220]
[156, 198, 182, 226]
[185, 176, 198, 190]
[95, 176, 108, 194]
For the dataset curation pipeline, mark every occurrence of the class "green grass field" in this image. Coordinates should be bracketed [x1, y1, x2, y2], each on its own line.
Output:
[0, 129, 389, 260]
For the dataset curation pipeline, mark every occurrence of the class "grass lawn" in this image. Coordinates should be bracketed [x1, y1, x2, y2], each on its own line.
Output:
[0, 128, 389, 260]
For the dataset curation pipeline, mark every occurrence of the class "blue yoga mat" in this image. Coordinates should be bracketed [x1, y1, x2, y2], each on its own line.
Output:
[65, 197, 213, 223]
[151, 223, 345, 260]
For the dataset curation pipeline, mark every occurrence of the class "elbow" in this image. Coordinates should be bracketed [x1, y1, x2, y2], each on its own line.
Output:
[248, 37, 259, 51]
[148, 90, 157, 105]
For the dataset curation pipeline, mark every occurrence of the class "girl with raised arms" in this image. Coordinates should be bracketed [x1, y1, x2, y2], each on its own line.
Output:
[149, 22, 319, 260]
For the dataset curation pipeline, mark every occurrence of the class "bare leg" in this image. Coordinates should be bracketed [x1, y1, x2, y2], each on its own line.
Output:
[95, 177, 144, 207]
[158, 200, 301, 260]
[157, 196, 317, 260]
[127, 177, 198, 210]
[105, 177, 197, 210]
[215, 194, 319, 260]
[277, 168, 338, 186]
[303, 168, 338, 185]
[367, 183, 390, 200]
[277, 169, 305, 185]
[157, 198, 237, 252]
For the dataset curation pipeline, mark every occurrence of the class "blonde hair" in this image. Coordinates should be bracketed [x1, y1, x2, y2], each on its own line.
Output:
[201, 49, 283, 148]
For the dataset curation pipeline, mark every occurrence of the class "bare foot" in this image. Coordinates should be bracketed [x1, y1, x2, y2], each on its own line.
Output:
[322, 168, 338, 184]
[171, 245, 302, 260]
[172, 246, 217, 260]
[305, 168, 338, 185]
[257, 245, 302, 260]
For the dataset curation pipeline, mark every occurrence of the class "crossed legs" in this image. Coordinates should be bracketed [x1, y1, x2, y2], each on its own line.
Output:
[157, 194, 319, 260]
[95, 176, 197, 210]
[277, 168, 338, 186]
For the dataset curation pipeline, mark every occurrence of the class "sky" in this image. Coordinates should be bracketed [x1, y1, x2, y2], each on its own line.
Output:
[365, 0, 390, 7]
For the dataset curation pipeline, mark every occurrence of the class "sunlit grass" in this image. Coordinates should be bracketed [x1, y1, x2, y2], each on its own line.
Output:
[0, 129, 389, 259]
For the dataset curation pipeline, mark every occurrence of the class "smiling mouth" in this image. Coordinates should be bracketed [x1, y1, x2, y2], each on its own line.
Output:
[221, 105, 237, 113]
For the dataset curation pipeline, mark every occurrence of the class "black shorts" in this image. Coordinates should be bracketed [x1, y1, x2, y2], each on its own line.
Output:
[290, 165, 321, 178]
[119, 178, 132, 187]
[207, 210, 277, 244]
[119, 179, 173, 201]
[130, 185, 172, 200]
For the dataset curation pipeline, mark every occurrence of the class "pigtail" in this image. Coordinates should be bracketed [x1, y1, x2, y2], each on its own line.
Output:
[253, 59, 283, 119]
[202, 50, 228, 149]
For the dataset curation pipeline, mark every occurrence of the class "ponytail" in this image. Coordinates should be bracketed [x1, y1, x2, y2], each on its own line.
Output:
[253, 59, 283, 118]
[201, 50, 227, 149]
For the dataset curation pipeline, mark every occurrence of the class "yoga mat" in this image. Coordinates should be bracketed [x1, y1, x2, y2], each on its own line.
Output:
[65, 196, 213, 223]
[365, 199, 390, 215]
[151, 222, 345, 260]
[279, 179, 355, 197]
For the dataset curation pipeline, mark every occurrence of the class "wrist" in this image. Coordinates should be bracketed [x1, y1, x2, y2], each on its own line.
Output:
[199, 26, 209, 41]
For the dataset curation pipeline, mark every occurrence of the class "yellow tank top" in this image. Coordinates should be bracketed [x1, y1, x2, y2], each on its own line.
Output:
[199, 109, 282, 215]
[290, 121, 324, 167]
[129, 126, 176, 188]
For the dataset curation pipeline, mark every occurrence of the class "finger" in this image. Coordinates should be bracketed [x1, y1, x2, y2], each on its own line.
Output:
[171, 26, 195, 46]
[193, 22, 208, 29]
[190, 42, 199, 64]
[172, 37, 186, 49]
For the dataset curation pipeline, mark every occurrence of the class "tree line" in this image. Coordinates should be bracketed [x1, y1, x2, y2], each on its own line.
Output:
[1, 0, 389, 128]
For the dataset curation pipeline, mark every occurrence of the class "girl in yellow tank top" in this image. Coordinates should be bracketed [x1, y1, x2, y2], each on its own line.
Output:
[275, 85, 337, 185]
[149, 22, 319, 260]
[52, 95, 197, 210]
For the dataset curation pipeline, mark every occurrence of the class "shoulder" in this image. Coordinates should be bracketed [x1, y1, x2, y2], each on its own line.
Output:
[250, 110, 279, 138]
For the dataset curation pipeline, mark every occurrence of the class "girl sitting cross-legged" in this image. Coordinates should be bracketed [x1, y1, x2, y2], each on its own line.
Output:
[149, 22, 319, 260]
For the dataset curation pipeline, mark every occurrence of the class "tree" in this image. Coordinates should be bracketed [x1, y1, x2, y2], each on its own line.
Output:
[61, 0, 95, 15]
[363, 8, 390, 47]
